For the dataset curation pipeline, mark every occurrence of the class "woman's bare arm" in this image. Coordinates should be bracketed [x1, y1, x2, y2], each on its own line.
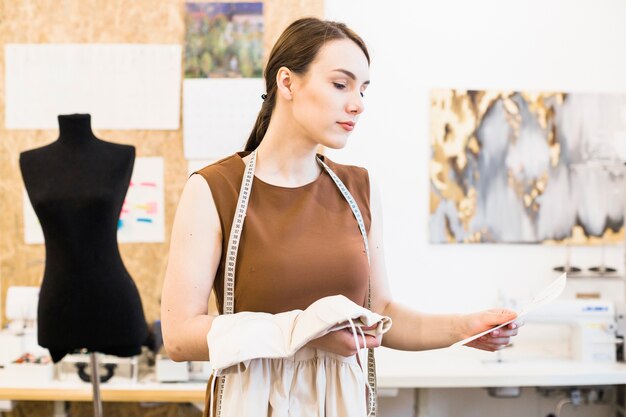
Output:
[161, 174, 222, 361]
[367, 178, 518, 351]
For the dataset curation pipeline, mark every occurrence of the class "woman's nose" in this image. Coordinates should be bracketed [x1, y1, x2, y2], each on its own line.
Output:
[347, 93, 364, 115]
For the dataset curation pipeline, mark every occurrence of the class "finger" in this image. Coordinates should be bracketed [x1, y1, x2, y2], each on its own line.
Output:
[476, 333, 510, 344]
[487, 336, 511, 345]
[336, 330, 366, 356]
[339, 330, 379, 349]
[338, 329, 361, 346]
[484, 330, 511, 341]
[339, 329, 355, 337]
[490, 327, 518, 337]
[492, 329, 517, 337]
[479, 342, 510, 351]
[346, 325, 376, 335]
[359, 335, 380, 349]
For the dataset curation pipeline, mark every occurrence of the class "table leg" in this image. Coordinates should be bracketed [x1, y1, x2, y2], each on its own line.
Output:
[53, 401, 67, 417]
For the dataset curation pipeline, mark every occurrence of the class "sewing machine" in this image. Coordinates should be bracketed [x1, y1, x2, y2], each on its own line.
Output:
[523, 299, 621, 362]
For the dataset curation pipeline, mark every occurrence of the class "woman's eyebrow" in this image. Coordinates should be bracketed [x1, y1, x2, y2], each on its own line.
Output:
[331, 69, 370, 86]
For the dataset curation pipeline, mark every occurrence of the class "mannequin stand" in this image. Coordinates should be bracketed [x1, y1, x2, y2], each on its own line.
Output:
[89, 352, 103, 417]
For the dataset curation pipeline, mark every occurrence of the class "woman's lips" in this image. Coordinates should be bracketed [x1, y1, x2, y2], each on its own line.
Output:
[337, 121, 355, 131]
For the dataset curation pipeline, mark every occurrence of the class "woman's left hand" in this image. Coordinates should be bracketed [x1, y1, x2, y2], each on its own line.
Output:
[460, 309, 522, 351]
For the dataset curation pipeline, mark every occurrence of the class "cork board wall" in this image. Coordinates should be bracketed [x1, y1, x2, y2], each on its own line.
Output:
[0, 0, 323, 328]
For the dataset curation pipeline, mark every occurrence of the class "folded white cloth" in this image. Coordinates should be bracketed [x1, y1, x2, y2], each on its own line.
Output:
[207, 294, 392, 373]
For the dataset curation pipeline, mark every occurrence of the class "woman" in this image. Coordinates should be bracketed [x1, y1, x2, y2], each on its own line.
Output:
[161, 17, 519, 416]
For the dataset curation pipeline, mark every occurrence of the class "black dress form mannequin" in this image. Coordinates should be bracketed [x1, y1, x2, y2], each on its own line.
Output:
[19, 114, 148, 363]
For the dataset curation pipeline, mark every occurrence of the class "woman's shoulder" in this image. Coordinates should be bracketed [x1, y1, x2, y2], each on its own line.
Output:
[194, 152, 245, 183]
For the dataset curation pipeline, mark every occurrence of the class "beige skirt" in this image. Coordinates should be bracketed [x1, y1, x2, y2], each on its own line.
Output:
[204, 346, 367, 417]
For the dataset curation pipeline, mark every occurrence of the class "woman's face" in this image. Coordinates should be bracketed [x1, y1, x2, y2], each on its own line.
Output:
[290, 38, 370, 149]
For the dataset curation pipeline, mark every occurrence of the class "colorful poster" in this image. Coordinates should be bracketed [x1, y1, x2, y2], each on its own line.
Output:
[184, 2, 263, 78]
[117, 157, 165, 243]
[429, 90, 626, 244]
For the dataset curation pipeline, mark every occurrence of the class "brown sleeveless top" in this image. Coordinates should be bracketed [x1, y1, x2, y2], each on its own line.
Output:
[195, 151, 371, 314]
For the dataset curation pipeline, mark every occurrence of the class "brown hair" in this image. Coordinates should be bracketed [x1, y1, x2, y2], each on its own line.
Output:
[244, 17, 370, 151]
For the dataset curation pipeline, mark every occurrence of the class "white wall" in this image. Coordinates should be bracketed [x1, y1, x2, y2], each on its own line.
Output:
[324, 0, 626, 314]
[324, 1, 626, 416]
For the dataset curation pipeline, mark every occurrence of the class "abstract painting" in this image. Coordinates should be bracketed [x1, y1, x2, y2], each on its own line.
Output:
[429, 90, 626, 244]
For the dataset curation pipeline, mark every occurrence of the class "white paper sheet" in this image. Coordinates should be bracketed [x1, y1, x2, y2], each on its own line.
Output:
[23, 157, 165, 244]
[183, 78, 263, 159]
[451, 272, 567, 347]
[5, 44, 182, 130]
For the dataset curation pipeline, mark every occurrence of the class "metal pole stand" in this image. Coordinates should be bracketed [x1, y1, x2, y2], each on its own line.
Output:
[89, 352, 103, 417]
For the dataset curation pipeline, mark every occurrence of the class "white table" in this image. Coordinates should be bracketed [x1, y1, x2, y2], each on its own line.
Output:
[375, 346, 626, 388]
[2, 345, 626, 412]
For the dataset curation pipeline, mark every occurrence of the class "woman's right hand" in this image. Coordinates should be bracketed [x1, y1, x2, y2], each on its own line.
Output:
[305, 323, 382, 357]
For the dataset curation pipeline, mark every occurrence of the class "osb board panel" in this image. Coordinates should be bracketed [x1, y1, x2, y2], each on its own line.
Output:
[5, 401, 201, 417]
[0, 0, 323, 328]
[68, 401, 202, 417]
[3, 401, 54, 417]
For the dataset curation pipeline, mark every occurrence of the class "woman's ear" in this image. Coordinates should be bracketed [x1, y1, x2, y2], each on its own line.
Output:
[276, 67, 294, 101]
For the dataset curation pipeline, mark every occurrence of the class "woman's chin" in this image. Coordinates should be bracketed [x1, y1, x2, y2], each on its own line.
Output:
[319, 136, 350, 150]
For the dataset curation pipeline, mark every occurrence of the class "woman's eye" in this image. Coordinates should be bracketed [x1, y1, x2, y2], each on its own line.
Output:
[333, 82, 346, 90]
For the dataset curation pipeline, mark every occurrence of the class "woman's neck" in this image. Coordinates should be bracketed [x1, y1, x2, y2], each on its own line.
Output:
[253, 122, 322, 188]
[57, 114, 97, 145]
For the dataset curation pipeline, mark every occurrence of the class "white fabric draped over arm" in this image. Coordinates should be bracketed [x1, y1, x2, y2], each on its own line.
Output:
[207, 294, 392, 373]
